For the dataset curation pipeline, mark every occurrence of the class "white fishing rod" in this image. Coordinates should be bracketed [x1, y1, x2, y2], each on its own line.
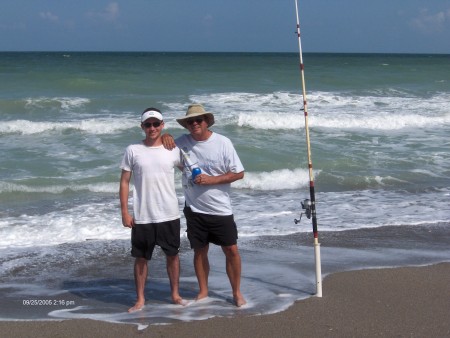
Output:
[180, 147, 202, 181]
[293, 0, 322, 297]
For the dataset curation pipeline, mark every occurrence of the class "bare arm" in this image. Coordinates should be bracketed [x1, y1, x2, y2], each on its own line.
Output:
[194, 171, 244, 185]
[161, 133, 177, 150]
[119, 169, 134, 228]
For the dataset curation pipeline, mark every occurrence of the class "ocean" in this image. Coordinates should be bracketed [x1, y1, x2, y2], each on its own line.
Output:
[1, 52, 449, 328]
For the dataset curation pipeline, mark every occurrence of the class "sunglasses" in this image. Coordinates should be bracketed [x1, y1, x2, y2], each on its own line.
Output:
[143, 121, 162, 128]
[186, 118, 205, 125]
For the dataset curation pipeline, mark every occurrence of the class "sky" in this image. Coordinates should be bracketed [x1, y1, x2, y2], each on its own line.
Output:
[1, 0, 450, 54]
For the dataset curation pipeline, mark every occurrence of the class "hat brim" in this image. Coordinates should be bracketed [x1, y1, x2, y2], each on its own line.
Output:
[176, 112, 215, 129]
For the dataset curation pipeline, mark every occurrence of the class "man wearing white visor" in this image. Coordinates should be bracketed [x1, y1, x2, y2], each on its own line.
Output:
[120, 107, 185, 312]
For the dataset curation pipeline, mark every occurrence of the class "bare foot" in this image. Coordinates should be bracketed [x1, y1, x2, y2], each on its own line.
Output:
[195, 292, 208, 302]
[173, 297, 188, 306]
[128, 301, 145, 313]
[233, 296, 247, 307]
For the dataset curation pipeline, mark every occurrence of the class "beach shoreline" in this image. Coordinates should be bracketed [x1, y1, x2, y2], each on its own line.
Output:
[1, 262, 449, 337]
[2, 51, 449, 336]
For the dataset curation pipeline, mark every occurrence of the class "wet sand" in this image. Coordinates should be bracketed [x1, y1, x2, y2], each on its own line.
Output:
[1, 262, 449, 337]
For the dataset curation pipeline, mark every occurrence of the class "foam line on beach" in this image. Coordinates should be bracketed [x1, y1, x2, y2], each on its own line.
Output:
[0, 263, 449, 337]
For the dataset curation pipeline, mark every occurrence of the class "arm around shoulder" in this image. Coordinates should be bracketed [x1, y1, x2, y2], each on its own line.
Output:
[161, 133, 177, 150]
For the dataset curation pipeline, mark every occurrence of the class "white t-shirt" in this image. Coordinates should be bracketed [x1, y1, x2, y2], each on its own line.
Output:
[120, 143, 181, 224]
[176, 132, 244, 216]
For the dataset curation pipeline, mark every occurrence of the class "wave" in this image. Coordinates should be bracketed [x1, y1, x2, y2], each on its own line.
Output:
[0, 118, 138, 135]
[0, 169, 311, 195]
[237, 112, 302, 130]
[233, 168, 311, 190]
[0, 181, 119, 194]
[3, 91, 449, 134]
[311, 113, 450, 131]
[189, 91, 450, 131]
[2, 185, 448, 249]
[2, 168, 445, 196]
[24, 97, 90, 110]
[3, 111, 447, 135]
[236, 111, 450, 131]
[0, 200, 128, 249]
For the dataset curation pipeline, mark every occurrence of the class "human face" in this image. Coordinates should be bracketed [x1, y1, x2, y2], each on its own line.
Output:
[186, 116, 209, 140]
[186, 117, 205, 126]
[142, 121, 162, 128]
[142, 118, 163, 140]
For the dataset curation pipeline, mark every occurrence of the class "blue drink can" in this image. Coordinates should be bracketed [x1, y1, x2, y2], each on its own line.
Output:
[192, 168, 201, 180]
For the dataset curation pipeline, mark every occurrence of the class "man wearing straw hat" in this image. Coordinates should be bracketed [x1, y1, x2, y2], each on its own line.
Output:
[163, 103, 246, 307]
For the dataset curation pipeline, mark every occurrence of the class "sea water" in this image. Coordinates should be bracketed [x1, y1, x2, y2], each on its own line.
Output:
[1, 52, 449, 326]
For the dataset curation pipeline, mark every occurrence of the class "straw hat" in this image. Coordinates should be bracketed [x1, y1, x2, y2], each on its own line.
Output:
[176, 104, 215, 129]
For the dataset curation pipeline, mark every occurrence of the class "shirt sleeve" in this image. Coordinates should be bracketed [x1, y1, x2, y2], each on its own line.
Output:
[120, 146, 133, 172]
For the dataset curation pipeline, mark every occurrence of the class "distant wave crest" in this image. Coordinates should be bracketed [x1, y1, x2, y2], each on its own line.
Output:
[0, 169, 310, 195]
[233, 168, 312, 190]
[198, 91, 450, 131]
[25, 96, 90, 110]
[3, 91, 449, 135]
[0, 119, 137, 135]
[0, 181, 118, 194]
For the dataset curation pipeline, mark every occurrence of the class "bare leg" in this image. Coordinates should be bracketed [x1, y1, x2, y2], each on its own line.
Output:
[166, 254, 185, 305]
[222, 244, 246, 307]
[193, 245, 210, 300]
[129, 257, 148, 312]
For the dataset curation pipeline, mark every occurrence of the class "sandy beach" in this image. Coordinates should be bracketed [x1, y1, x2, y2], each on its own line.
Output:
[1, 262, 448, 338]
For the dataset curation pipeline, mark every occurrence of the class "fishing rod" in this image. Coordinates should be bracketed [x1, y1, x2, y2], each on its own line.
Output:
[293, 0, 322, 297]
[180, 147, 202, 181]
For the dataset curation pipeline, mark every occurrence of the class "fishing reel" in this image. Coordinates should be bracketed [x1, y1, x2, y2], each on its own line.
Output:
[294, 199, 312, 224]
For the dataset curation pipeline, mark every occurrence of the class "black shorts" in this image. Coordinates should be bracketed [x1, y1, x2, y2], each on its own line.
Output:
[131, 219, 180, 260]
[183, 206, 238, 249]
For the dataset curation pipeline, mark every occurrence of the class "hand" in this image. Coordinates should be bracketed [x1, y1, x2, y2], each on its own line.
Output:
[122, 213, 135, 228]
[194, 174, 213, 185]
[194, 171, 244, 185]
[161, 133, 176, 150]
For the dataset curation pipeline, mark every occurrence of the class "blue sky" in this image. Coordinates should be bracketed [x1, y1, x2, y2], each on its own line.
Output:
[1, 0, 450, 53]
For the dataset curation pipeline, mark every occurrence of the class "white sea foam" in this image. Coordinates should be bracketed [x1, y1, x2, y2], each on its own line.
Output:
[1, 186, 449, 250]
[3, 92, 449, 135]
[232, 168, 310, 190]
[1, 88, 449, 250]
[312, 113, 450, 130]
[0, 201, 129, 249]
[187, 91, 450, 131]
[0, 118, 137, 135]
[237, 112, 303, 130]
[25, 97, 90, 110]
[0, 181, 119, 194]
[41, 243, 315, 326]
[235, 110, 450, 131]
[0, 168, 309, 195]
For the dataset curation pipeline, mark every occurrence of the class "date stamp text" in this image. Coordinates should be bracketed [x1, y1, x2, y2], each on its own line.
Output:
[22, 299, 76, 306]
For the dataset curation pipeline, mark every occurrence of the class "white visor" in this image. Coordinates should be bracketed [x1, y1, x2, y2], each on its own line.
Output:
[141, 110, 163, 122]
